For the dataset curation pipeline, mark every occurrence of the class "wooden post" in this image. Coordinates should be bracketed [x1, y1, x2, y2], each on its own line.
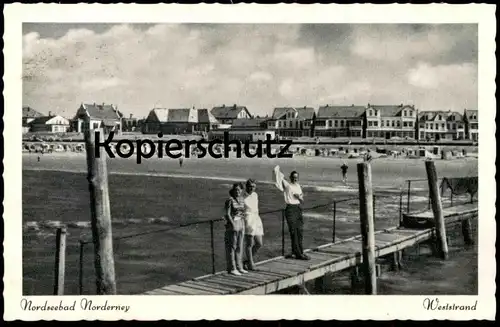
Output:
[357, 162, 377, 295]
[407, 180, 411, 213]
[210, 220, 216, 274]
[425, 160, 449, 260]
[462, 218, 474, 246]
[53, 227, 67, 295]
[332, 202, 337, 243]
[350, 266, 360, 291]
[281, 210, 285, 257]
[85, 128, 117, 295]
[391, 251, 403, 271]
[314, 276, 326, 293]
[79, 240, 84, 295]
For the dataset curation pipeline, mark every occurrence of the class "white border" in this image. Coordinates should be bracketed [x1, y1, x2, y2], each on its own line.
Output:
[3, 3, 496, 320]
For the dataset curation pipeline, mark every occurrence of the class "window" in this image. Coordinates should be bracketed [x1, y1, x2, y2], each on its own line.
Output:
[396, 121, 401, 127]
[403, 111, 407, 117]
[368, 121, 373, 127]
[403, 122, 408, 127]
[381, 121, 385, 127]
[386, 120, 390, 126]
[441, 123, 445, 129]
[374, 121, 378, 127]
[334, 120, 338, 127]
[391, 121, 395, 127]
[340, 121, 344, 127]
[410, 111, 413, 117]
[409, 122, 413, 127]
[430, 124, 433, 130]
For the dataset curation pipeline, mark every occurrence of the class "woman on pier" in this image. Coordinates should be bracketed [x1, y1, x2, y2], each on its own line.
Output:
[243, 179, 264, 271]
[224, 183, 248, 276]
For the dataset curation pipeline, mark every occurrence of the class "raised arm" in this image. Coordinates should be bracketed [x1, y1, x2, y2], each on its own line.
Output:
[273, 165, 288, 192]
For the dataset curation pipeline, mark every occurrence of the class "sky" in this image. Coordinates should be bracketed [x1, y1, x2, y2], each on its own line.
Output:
[22, 23, 478, 118]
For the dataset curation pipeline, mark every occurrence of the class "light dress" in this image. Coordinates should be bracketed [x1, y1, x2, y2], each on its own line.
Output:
[243, 192, 264, 236]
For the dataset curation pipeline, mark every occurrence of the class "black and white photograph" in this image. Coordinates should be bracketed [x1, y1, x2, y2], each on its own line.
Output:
[3, 3, 496, 321]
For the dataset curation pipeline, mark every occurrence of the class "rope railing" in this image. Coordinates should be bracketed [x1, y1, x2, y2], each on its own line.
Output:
[76, 188, 443, 295]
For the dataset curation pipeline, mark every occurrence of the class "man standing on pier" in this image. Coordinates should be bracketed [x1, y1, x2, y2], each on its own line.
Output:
[272, 166, 310, 260]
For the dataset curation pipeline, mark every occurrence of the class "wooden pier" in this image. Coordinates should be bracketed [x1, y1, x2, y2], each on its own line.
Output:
[143, 202, 477, 295]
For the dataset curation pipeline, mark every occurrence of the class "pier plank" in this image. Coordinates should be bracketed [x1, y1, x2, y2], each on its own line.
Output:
[264, 262, 308, 273]
[256, 265, 302, 276]
[160, 284, 215, 295]
[375, 233, 408, 242]
[143, 203, 477, 295]
[194, 280, 243, 293]
[205, 278, 255, 289]
[181, 281, 231, 294]
[211, 275, 258, 287]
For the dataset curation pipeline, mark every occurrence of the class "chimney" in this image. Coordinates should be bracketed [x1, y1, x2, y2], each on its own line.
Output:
[130, 114, 133, 119]
[93, 102, 96, 106]
[233, 104, 237, 109]
[102, 102, 105, 106]
[49, 111, 52, 117]
[222, 104, 225, 108]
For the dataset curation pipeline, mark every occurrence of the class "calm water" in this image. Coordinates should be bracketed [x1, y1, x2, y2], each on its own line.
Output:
[22, 154, 478, 295]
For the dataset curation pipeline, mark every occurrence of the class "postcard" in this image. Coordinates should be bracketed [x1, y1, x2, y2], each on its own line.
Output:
[3, 3, 496, 320]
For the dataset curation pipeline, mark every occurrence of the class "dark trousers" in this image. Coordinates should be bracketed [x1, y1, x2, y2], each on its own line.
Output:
[284, 204, 304, 256]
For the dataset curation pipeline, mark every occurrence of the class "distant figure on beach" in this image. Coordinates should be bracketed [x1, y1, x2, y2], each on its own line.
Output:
[341, 162, 348, 185]
[37, 156, 40, 162]
[272, 166, 310, 260]
[243, 179, 264, 271]
[179, 157, 184, 167]
[224, 183, 248, 276]
[364, 150, 373, 162]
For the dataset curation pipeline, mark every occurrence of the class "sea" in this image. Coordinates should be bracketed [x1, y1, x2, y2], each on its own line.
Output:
[22, 153, 478, 295]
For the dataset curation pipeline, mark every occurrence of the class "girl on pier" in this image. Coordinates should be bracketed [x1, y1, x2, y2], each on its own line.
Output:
[243, 179, 264, 271]
[224, 183, 248, 276]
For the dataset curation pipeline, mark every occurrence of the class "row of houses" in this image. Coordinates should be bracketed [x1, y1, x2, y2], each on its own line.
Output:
[22, 103, 142, 134]
[22, 102, 479, 142]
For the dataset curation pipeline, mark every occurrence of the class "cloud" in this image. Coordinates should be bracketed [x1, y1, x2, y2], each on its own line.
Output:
[407, 62, 477, 89]
[23, 23, 478, 117]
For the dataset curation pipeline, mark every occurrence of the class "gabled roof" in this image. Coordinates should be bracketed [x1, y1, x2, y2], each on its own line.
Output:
[317, 105, 366, 119]
[29, 116, 53, 125]
[418, 110, 461, 122]
[29, 115, 69, 125]
[81, 103, 121, 120]
[447, 111, 463, 121]
[211, 105, 251, 119]
[271, 106, 315, 120]
[167, 108, 197, 123]
[146, 108, 219, 124]
[231, 118, 268, 129]
[368, 104, 415, 117]
[464, 109, 478, 121]
[197, 109, 219, 124]
[147, 108, 169, 122]
[23, 106, 44, 118]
